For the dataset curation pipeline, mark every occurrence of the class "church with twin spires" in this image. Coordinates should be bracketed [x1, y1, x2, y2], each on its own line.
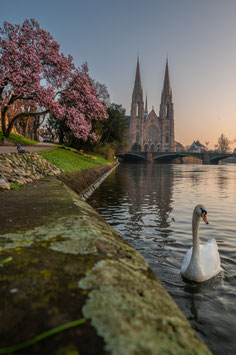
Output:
[129, 58, 175, 152]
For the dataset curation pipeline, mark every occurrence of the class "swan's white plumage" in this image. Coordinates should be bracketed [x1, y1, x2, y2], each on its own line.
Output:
[181, 239, 221, 282]
[180, 205, 221, 282]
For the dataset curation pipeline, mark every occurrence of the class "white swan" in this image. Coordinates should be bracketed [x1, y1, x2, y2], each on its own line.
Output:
[181, 204, 221, 282]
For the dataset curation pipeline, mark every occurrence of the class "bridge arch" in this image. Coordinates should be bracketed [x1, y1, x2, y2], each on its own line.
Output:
[152, 153, 181, 163]
[209, 154, 231, 164]
[121, 152, 147, 162]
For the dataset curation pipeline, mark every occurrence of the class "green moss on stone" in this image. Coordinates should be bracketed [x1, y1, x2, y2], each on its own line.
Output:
[0, 177, 211, 355]
[79, 259, 211, 355]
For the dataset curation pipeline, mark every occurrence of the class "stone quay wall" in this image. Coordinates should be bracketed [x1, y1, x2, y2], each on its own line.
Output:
[0, 154, 211, 354]
[0, 152, 118, 193]
[58, 163, 118, 200]
[0, 178, 211, 354]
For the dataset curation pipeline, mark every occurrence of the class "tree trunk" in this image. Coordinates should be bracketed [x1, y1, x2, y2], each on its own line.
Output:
[33, 122, 38, 141]
[59, 129, 64, 145]
[1, 111, 9, 137]
[6, 121, 15, 138]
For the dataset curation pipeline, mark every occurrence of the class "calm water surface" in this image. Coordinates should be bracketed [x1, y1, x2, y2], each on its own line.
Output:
[87, 163, 236, 354]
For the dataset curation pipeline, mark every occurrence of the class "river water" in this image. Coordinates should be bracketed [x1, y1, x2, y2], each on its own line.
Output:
[87, 162, 236, 354]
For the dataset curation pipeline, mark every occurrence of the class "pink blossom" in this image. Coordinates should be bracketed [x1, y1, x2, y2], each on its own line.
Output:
[0, 19, 107, 140]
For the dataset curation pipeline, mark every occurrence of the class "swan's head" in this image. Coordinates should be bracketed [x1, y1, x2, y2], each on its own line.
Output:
[194, 204, 209, 224]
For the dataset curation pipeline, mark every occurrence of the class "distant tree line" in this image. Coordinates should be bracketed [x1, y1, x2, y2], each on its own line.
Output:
[177, 133, 232, 154]
[214, 134, 231, 153]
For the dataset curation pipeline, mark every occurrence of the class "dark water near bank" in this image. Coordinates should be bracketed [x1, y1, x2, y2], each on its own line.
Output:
[88, 162, 236, 354]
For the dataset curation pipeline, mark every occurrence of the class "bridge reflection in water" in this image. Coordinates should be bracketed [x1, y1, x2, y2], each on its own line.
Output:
[118, 151, 234, 164]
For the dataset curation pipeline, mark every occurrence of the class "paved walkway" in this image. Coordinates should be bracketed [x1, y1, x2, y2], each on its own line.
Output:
[0, 142, 55, 154]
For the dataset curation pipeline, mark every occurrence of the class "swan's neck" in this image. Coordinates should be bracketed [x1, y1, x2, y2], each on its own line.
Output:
[184, 209, 206, 281]
[192, 213, 201, 260]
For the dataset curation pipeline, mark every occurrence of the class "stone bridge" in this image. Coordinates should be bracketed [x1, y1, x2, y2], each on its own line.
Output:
[118, 151, 235, 164]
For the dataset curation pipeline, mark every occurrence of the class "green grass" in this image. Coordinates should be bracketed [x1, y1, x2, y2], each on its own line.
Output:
[0, 131, 38, 145]
[0, 318, 86, 354]
[37, 147, 113, 172]
[10, 183, 21, 190]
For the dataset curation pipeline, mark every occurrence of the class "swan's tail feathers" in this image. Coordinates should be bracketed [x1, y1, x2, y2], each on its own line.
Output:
[200, 239, 221, 279]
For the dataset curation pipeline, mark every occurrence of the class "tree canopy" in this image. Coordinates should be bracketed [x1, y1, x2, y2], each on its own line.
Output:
[0, 19, 107, 139]
[215, 133, 231, 153]
[99, 103, 128, 151]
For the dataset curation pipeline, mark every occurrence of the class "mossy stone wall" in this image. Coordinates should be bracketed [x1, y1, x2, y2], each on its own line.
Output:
[0, 175, 211, 354]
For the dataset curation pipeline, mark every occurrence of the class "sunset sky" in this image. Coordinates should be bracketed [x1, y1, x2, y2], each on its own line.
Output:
[1, 0, 236, 149]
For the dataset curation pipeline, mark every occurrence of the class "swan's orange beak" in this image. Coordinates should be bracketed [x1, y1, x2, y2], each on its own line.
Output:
[201, 212, 209, 224]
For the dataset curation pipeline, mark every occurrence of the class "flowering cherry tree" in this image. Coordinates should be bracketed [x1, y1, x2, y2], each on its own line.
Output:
[0, 19, 107, 139]
[60, 64, 108, 141]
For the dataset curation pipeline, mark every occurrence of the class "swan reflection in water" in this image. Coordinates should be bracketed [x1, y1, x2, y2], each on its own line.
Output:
[182, 273, 225, 344]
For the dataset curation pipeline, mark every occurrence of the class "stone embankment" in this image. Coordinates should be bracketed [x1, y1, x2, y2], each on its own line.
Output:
[0, 152, 211, 354]
[0, 178, 211, 355]
[58, 163, 117, 199]
[0, 153, 62, 190]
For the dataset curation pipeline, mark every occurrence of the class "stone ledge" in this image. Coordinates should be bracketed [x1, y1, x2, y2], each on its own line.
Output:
[0, 178, 211, 354]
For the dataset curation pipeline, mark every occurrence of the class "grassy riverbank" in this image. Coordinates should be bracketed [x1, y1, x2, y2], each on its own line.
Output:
[0, 130, 115, 174]
[37, 147, 114, 172]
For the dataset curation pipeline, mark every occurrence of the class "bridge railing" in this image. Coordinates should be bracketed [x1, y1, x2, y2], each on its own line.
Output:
[118, 151, 234, 163]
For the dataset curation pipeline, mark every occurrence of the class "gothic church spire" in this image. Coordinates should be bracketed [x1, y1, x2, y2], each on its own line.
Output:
[132, 56, 143, 101]
[161, 58, 172, 103]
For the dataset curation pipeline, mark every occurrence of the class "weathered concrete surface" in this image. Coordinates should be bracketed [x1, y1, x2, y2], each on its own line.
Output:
[0, 178, 211, 354]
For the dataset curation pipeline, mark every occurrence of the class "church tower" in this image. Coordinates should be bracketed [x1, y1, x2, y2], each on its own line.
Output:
[130, 57, 144, 150]
[144, 93, 148, 117]
[159, 59, 175, 151]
